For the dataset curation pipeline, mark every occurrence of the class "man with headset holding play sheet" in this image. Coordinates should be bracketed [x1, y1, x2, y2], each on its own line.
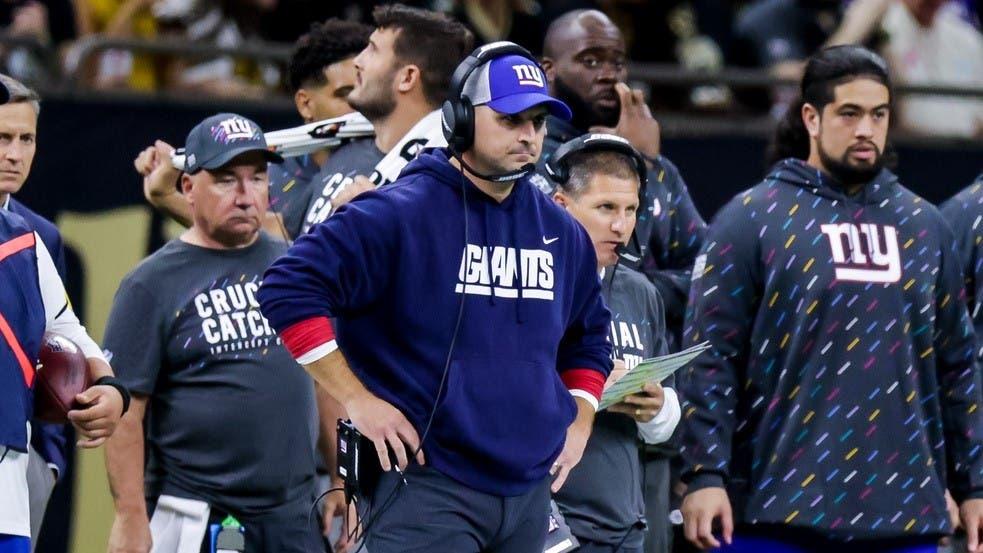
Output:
[258, 41, 613, 553]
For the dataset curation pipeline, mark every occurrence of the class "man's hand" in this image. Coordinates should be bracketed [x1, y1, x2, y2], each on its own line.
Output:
[682, 487, 733, 550]
[107, 510, 152, 553]
[135, 140, 181, 201]
[322, 478, 360, 553]
[961, 498, 983, 553]
[550, 398, 595, 492]
[324, 477, 359, 553]
[604, 359, 628, 391]
[589, 82, 661, 159]
[68, 384, 125, 448]
[343, 391, 424, 472]
[333, 176, 375, 210]
[609, 382, 665, 423]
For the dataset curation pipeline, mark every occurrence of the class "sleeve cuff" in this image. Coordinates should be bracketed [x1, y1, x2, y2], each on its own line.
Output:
[637, 387, 681, 444]
[569, 390, 599, 411]
[685, 472, 726, 493]
[280, 317, 337, 364]
[560, 368, 605, 405]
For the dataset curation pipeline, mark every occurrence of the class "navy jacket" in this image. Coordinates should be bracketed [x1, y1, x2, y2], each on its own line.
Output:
[0, 209, 46, 452]
[8, 198, 71, 472]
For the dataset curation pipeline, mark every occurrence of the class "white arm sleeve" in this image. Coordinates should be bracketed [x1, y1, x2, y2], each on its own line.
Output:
[35, 233, 107, 363]
[636, 387, 681, 445]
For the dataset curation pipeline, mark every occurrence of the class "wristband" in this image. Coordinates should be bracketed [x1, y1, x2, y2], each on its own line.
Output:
[93, 376, 131, 416]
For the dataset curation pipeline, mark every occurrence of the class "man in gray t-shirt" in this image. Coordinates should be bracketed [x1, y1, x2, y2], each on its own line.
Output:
[551, 135, 682, 553]
[103, 114, 322, 553]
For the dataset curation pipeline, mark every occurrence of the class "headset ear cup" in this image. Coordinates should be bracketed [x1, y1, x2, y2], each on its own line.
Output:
[441, 100, 457, 146]
[456, 100, 474, 152]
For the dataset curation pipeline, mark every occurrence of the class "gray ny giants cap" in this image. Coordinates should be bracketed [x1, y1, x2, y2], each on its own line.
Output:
[182, 113, 283, 173]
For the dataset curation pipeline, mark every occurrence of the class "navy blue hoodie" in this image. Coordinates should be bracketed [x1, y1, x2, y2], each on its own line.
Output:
[258, 148, 613, 496]
[940, 174, 983, 359]
[680, 159, 983, 539]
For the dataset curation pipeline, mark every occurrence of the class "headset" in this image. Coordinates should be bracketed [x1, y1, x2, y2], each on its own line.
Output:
[441, 41, 543, 183]
[546, 133, 649, 265]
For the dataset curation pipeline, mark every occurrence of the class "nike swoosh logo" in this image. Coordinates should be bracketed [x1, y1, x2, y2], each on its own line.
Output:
[543, 236, 559, 245]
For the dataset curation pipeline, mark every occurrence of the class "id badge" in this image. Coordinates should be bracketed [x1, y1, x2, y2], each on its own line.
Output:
[209, 515, 246, 553]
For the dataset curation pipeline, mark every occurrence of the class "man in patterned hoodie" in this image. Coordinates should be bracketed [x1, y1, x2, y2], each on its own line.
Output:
[679, 45, 983, 552]
[941, 173, 983, 356]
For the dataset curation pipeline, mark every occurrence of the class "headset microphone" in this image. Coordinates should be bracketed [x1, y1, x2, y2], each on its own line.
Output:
[546, 133, 649, 268]
[457, 157, 536, 183]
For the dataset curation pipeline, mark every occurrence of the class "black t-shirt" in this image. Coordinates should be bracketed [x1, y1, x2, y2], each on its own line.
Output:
[103, 233, 317, 514]
[301, 137, 384, 234]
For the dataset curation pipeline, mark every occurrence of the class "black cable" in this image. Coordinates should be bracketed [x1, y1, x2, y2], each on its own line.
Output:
[348, 153, 472, 552]
[308, 486, 345, 534]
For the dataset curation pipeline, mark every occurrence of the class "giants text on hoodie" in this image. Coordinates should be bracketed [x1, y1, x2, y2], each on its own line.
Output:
[258, 148, 613, 496]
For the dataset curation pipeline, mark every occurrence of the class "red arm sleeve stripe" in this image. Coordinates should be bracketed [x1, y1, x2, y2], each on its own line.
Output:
[279, 316, 335, 359]
[560, 368, 605, 401]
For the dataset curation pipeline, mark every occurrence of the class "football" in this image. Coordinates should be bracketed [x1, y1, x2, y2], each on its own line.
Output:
[34, 332, 90, 424]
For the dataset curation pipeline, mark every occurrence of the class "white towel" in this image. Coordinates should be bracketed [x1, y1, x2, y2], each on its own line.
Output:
[149, 495, 211, 553]
[369, 109, 447, 186]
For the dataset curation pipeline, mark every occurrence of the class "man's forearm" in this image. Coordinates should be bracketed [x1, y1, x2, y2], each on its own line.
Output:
[87, 357, 114, 380]
[571, 396, 596, 433]
[147, 190, 193, 228]
[105, 396, 148, 514]
[304, 349, 371, 408]
[315, 382, 347, 478]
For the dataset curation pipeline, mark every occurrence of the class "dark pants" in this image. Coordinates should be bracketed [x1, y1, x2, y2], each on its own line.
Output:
[196, 503, 324, 553]
[577, 539, 645, 553]
[363, 465, 551, 553]
[642, 456, 671, 553]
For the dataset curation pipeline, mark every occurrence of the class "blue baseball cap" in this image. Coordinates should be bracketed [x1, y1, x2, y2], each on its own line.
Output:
[462, 54, 572, 120]
[182, 113, 283, 174]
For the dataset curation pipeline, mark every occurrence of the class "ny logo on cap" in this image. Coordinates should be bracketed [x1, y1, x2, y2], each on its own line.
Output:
[512, 65, 544, 88]
[214, 117, 256, 143]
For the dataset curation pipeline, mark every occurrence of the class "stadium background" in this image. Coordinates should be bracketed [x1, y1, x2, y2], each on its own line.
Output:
[1, 0, 979, 551]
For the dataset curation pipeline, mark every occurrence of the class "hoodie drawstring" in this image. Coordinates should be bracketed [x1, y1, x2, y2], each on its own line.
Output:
[512, 205, 525, 324]
[482, 202, 496, 307]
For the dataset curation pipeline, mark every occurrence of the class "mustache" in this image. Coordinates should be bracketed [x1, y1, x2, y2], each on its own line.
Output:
[848, 142, 881, 153]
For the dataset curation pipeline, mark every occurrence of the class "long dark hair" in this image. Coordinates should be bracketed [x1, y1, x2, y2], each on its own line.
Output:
[767, 45, 893, 166]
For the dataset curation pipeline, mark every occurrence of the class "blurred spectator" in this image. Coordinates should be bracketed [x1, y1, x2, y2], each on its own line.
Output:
[74, 0, 160, 90]
[155, 0, 279, 98]
[734, 0, 843, 75]
[440, 0, 548, 55]
[826, 0, 982, 137]
[0, 0, 78, 83]
[878, 0, 983, 137]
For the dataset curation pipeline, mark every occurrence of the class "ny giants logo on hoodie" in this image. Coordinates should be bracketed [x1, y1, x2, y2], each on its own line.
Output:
[819, 223, 902, 283]
[456, 244, 555, 300]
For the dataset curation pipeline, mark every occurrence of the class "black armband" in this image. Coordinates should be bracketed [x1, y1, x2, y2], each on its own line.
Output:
[93, 376, 131, 416]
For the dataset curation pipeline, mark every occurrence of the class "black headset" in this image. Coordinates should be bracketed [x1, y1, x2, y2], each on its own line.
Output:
[441, 41, 542, 154]
[547, 133, 650, 265]
[546, 133, 648, 190]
